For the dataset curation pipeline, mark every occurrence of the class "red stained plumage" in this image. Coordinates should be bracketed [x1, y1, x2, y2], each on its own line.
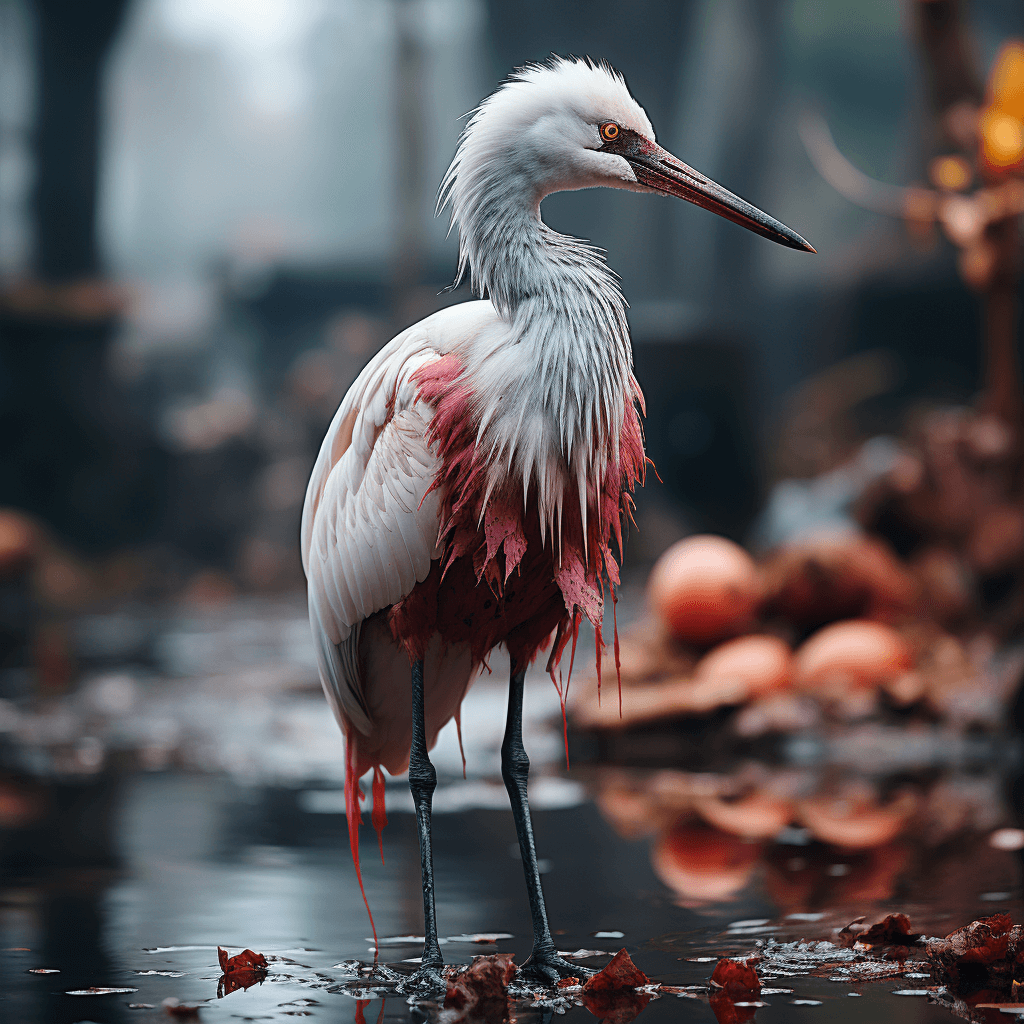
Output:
[346, 353, 644, 940]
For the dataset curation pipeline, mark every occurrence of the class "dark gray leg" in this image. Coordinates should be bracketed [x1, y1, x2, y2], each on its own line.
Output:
[404, 658, 445, 995]
[502, 660, 592, 985]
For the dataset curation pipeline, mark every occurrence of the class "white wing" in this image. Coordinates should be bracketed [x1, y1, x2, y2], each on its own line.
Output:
[301, 301, 500, 736]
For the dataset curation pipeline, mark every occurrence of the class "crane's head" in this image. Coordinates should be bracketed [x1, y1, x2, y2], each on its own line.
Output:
[442, 57, 814, 254]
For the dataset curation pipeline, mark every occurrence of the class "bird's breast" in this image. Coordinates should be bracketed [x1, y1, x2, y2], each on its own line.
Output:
[386, 351, 645, 671]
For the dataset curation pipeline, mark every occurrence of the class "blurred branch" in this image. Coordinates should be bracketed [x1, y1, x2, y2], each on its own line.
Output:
[798, 111, 917, 217]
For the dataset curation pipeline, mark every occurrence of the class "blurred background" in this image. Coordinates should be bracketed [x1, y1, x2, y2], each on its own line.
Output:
[2, 1, 1024, 1021]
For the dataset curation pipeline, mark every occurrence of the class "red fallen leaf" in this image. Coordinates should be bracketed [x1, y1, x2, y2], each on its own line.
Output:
[927, 914, 1024, 994]
[841, 913, 921, 947]
[709, 958, 760, 998]
[557, 976, 581, 988]
[217, 970, 266, 998]
[216, 946, 269, 997]
[217, 947, 268, 974]
[582, 949, 649, 993]
[708, 958, 761, 1024]
[581, 950, 651, 1024]
[444, 953, 516, 1020]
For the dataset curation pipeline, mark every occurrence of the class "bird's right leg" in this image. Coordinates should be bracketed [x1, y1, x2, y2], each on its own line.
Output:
[502, 659, 592, 986]
[403, 657, 446, 996]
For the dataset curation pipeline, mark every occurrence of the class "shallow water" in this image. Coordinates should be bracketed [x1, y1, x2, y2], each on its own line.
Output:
[1, 597, 1023, 1023]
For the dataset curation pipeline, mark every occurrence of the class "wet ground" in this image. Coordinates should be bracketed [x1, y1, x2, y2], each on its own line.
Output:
[1, 596, 1023, 1023]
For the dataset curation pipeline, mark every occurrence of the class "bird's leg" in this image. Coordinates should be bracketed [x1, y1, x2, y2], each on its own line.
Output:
[404, 657, 446, 996]
[502, 661, 592, 986]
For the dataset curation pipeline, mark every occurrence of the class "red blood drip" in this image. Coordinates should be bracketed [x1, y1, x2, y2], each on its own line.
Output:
[355, 998, 369, 1024]
[612, 583, 622, 717]
[594, 620, 603, 707]
[562, 610, 582, 770]
[371, 765, 387, 865]
[454, 707, 467, 779]
[344, 726, 377, 952]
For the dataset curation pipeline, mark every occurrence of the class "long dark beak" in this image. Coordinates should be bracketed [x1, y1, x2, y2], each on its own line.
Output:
[625, 140, 816, 253]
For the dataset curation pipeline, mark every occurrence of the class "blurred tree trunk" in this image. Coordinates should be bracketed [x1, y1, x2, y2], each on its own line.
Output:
[31, 0, 128, 280]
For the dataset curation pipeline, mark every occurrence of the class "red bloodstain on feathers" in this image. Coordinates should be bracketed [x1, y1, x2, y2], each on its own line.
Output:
[394, 352, 643, 699]
[345, 353, 644, 934]
[581, 949, 651, 1024]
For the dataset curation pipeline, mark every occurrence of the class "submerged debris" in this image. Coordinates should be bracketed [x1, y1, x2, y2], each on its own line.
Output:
[927, 913, 1024, 996]
[443, 953, 516, 1021]
[839, 913, 923, 948]
[754, 938, 917, 982]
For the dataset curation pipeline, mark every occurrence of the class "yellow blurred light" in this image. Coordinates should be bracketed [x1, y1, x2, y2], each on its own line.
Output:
[988, 40, 1024, 121]
[928, 155, 972, 191]
[981, 109, 1024, 169]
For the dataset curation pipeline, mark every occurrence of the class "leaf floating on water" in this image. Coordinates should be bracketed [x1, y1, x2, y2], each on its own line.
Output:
[583, 949, 649, 992]
[216, 945, 269, 997]
[581, 949, 651, 1024]
[708, 957, 761, 1024]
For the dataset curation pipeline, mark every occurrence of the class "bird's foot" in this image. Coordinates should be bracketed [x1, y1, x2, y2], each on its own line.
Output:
[517, 951, 594, 988]
[398, 963, 447, 999]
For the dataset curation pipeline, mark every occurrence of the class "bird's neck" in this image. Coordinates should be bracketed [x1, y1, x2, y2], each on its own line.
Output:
[457, 191, 633, 398]
[453, 192, 638, 533]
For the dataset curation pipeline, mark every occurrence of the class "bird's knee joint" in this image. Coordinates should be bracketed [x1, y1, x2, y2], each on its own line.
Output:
[409, 759, 437, 796]
[501, 749, 530, 783]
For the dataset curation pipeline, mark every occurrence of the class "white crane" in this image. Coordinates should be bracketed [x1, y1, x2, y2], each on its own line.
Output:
[301, 56, 813, 992]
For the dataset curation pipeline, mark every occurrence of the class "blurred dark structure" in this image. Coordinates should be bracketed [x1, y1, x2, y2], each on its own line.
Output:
[32, 0, 128, 280]
[0, 0, 166, 557]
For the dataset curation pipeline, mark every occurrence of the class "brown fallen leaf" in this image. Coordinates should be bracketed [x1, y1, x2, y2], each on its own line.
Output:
[581, 949, 650, 1024]
[444, 953, 516, 1021]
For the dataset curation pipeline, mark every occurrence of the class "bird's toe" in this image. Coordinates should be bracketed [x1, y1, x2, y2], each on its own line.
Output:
[518, 952, 591, 987]
[399, 964, 447, 999]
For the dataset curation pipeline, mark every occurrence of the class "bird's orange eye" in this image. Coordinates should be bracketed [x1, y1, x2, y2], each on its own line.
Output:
[600, 122, 620, 142]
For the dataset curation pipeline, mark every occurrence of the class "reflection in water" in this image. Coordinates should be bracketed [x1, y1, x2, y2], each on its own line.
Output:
[1, 597, 1023, 1024]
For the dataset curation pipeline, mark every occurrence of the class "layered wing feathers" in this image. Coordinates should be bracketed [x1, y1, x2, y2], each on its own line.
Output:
[301, 330, 444, 734]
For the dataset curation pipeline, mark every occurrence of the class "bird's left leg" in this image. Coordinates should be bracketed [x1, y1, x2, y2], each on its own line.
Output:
[402, 657, 447, 996]
[502, 660, 593, 986]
